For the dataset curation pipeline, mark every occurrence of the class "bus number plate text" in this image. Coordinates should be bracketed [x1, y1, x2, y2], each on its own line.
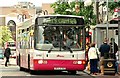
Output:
[54, 67, 66, 70]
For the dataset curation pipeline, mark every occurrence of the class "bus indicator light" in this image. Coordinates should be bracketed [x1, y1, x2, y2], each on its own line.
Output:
[82, 61, 86, 64]
[34, 60, 38, 64]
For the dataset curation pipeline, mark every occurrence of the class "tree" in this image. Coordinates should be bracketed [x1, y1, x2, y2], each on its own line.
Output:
[101, 1, 120, 13]
[51, 1, 96, 26]
[0, 26, 13, 47]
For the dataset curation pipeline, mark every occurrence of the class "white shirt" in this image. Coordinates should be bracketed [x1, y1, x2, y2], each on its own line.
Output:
[116, 51, 119, 63]
[88, 47, 100, 60]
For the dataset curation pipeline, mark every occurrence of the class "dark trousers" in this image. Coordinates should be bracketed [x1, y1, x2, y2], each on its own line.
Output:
[5, 57, 9, 66]
[90, 59, 98, 74]
[115, 61, 118, 74]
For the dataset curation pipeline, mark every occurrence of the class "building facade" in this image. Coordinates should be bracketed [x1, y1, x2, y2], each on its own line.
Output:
[0, 5, 36, 41]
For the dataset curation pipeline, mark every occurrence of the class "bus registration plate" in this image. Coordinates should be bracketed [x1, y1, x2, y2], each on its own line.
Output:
[54, 67, 66, 70]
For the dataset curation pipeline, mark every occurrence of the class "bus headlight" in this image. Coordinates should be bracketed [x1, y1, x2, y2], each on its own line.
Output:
[38, 60, 47, 64]
[78, 61, 82, 64]
[38, 60, 43, 64]
[73, 61, 85, 64]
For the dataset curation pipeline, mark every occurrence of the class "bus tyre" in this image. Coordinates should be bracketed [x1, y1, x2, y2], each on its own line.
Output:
[30, 70, 35, 74]
[18, 54, 20, 66]
[20, 67, 24, 71]
[68, 71, 76, 75]
[28, 54, 30, 70]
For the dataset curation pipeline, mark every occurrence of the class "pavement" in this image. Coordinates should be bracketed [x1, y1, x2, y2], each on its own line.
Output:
[83, 67, 120, 77]
[0, 58, 16, 66]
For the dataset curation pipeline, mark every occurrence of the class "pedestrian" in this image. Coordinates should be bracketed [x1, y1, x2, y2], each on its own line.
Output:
[109, 38, 118, 58]
[99, 38, 110, 75]
[109, 38, 118, 74]
[88, 42, 100, 75]
[115, 51, 120, 75]
[4, 47, 11, 67]
[85, 42, 91, 71]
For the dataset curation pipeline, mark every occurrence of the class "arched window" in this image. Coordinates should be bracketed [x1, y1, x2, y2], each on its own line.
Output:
[7, 20, 16, 41]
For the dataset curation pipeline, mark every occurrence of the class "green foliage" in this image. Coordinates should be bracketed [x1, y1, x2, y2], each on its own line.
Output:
[0, 26, 12, 46]
[101, 1, 120, 13]
[108, 1, 120, 13]
[51, 1, 96, 25]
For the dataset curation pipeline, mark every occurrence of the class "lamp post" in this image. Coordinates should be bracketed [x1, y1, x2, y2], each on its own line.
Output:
[106, 0, 109, 40]
[118, 9, 120, 69]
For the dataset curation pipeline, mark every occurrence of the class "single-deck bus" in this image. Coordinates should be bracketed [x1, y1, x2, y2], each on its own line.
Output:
[16, 15, 86, 74]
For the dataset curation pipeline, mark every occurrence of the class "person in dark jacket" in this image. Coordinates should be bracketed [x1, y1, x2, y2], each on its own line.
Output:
[109, 38, 118, 58]
[109, 38, 118, 74]
[99, 38, 110, 75]
[4, 47, 11, 67]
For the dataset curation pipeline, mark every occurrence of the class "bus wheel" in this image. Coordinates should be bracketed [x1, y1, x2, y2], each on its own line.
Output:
[18, 54, 20, 66]
[68, 71, 76, 75]
[20, 67, 24, 71]
[30, 70, 35, 74]
[28, 54, 30, 70]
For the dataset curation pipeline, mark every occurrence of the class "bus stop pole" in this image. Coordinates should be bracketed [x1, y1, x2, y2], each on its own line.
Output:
[118, 9, 120, 72]
[106, 0, 109, 40]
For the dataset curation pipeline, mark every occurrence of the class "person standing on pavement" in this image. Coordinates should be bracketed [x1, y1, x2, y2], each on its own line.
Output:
[109, 38, 118, 58]
[88, 43, 100, 75]
[99, 38, 110, 75]
[109, 38, 118, 74]
[4, 47, 11, 67]
[115, 51, 120, 74]
[85, 42, 91, 71]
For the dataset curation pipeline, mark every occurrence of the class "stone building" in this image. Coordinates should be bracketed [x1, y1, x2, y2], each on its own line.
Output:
[0, 6, 36, 41]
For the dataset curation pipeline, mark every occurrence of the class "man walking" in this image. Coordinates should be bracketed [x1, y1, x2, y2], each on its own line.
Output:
[99, 38, 110, 75]
[4, 47, 11, 67]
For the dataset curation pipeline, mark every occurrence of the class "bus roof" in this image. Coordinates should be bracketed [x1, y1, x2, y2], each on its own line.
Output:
[37, 15, 84, 19]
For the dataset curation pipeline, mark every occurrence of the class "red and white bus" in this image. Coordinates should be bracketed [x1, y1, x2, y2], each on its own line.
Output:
[16, 15, 86, 74]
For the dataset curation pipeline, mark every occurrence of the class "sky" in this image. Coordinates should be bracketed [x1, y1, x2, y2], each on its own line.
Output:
[0, 0, 57, 7]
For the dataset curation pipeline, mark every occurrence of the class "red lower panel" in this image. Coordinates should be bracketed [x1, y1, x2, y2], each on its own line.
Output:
[33, 59, 85, 71]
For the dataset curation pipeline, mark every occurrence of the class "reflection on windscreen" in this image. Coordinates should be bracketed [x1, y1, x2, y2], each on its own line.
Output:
[36, 26, 83, 51]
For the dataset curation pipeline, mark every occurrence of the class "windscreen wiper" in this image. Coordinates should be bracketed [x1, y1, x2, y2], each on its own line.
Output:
[62, 46, 73, 53]
[48, 47, 53, 53]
